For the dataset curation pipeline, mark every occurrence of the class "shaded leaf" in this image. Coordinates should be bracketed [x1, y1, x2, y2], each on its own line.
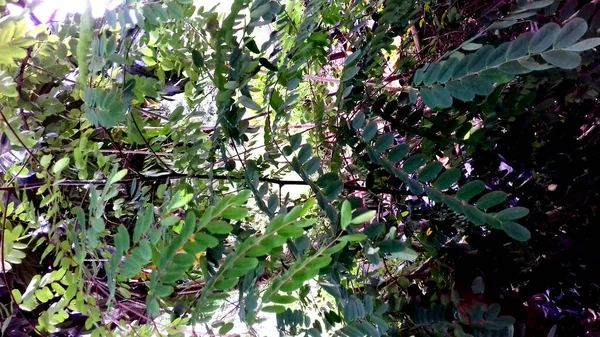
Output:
[388, 144, 410, 162]
[403, 154, 427, 173]
[529, 22, 561, 53]
[425, 186, 444, 202]
[476, 191, 507, 209]
[207, 221, 233, 235]
[407, 179, 424, 195]
[418, 161, 443, 182]
[564, 38, 600, 51]
[362, 121, 379, 142]
[463, 205, 486, 225]
[239, 95, 261, 110]
[495, 206, 529, 221]
[541, 50, 581, 69]
[456, 180, 486, 201]
[471, 276, 485, 294]
[434, 168, 461, 190]
[553, 18, 588, 49]
[502, 221, 531, 241]
[351, 210, 376, 224]
[341, 200, 352, 229]
[342, 66, 360, 81]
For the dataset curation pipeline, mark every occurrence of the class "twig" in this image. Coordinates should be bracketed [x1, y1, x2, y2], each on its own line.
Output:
[0, 107, 48, 174]
[15, 46, 34, 130]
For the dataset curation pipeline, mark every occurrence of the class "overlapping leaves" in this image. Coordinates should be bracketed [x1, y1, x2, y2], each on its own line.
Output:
[414, 18, 599, 108]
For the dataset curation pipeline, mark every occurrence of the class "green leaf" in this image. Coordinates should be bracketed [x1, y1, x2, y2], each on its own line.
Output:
[341, 200, 352, 229]
[133, 206, 154, 242]
[270, 294, 297, 304]
[351, 210, 376, 225]
[430, 85, 453, 108]
[352, 111, 366, 129]
[376, 240, 418, 261]
[422, 62, 442, 86]
[486, 42, 511, 68]
[191, 50, 204, 68]
[486, 303, 502, 320]
[455, 180, 486, 201]
[154, 284, 174, 298]
[115, 225, 130, 254]
[250, 3, 271, 18]
[443, 195, 464, 214]
[518, 57, 554, 71]
[462, 43, 482, 51]
[194, 233, 219, 248]
[452, 54, 473, 79]
[434, 168, 461, 190]
[345, 51, 362, 66]
[541, 50, 581, 69]
[468, 45, 494, 73]
[471, 276, 485, 295]
[338, 234, 368, 242]
[374, 133, 395, 153]
[403, 154, 427, 173]
[463, 205, 486, 225]
[244, 38, 260, 53]
[263, 305, 287, 313]
[277, 226, 304, 238]
[499, 60, 532, 74]
[413, 67, 425, 85]
[419, 87, 437, 109]
[90, 217, 105, 232]
[259, 57, 278, 71]
[388, 144, 410, 162]
[564, 38, 600, 51]
[529, 22, 561, 53]
[501, 221, 531, 241]
[495, 206, 529, 221]
[425, 186, 444, 202]
[362, 121, 378, 142]
[304, 157, 321, 175]
[160, 216, 180, 227]
[476, 191, 507, 209]
[553, 18, 588, 49]
[507, 31, 534, 59]
[438, 58, 460, 83]
[513, 0, 554, 13]
[52, 157, 70, 174]
[418, 161, 444, 182]
[445, 81, 475, 102]
[239, 95, 261, 110]
[108, 169, 127, 185]
[297, 144, 312, 163]
[462, 75, 494, 96]
[488, 20, 517, 30]
[214, 278, 238, 291]
[485, 213, 502, 229]
[167, 190, 193, 212]
[290, 133, 302, 150]
[146, 297, 160, 318]
[219, 322, 234, 335]
[342, 66, 360, 81]
[222, 206, 248, 220]
[407, 179, 424, 195]
[207, 221, 233, 235]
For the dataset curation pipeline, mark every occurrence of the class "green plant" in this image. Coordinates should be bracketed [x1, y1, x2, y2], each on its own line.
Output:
[1, 0, 598, 336]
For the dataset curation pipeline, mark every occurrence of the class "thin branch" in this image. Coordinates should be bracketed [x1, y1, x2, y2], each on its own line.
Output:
[15, 46, 34, 130]
[0, 171, 397, 195]
[0, 107, 48, 174]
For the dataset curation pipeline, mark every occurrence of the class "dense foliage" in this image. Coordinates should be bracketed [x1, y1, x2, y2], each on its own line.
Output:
[1, 0, 600, 336]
